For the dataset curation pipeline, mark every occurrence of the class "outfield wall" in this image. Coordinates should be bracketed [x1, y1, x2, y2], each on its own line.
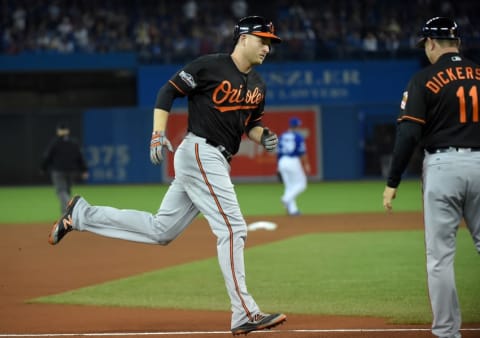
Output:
[82, 102, 413, 184]
[83, 60, 420, 184]
[0, 55, 422, 184]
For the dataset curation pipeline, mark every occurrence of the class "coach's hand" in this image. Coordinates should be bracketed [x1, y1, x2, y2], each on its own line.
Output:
[150, 131, 173, 165]
[261, 128, 278, 152]
[383, 186, 397, 212]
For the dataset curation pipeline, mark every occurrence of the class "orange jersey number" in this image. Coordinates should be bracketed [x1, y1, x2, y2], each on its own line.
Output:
[456, 85, 479, 123]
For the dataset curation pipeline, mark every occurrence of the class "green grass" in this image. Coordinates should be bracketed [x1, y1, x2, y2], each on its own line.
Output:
[0, 184, 167, 224]
[238, 179, 422, 214]
[31, 229, 480, 324]
[6, 180, 478, 324]
[0, 179, 422, 224]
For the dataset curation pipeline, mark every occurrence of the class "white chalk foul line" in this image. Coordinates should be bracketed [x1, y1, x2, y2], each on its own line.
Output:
[1, 328, 480, 337]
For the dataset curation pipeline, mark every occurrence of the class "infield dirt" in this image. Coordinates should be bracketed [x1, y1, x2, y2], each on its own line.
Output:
[1, 212, 478, 337]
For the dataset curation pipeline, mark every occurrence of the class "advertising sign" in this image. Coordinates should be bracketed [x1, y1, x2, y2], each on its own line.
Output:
[164, 107, 321, 181]
[83, 108, 162, 184]
[138, 60, 418, 107]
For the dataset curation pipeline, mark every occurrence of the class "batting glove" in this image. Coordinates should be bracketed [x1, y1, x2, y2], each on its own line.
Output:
[261, 128, 278, 152]
[150, 131, 173, 165]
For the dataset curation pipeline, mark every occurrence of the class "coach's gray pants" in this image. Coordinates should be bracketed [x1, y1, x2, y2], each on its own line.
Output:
[423, 150, 480, 338]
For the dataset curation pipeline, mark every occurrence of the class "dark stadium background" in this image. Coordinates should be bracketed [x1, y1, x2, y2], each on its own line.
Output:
[1, 0, 479, 185]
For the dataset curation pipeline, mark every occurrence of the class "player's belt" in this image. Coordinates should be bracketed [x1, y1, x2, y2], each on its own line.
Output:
[426, 147, 480, 154]
[206, 139, 232, 162]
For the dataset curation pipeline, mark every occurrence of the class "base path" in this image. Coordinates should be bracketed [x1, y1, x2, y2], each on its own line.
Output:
[1, 212, 478, 337]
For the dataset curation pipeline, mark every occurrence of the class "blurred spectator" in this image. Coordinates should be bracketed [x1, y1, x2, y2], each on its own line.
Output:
[231, 0, 248, 19]
[363, 32, 378, 53]
[57, 16, 73, 36]
[72, 19, 90, 52]
[12, 5, 27, 32]
[182, 0, 198, 22]
[0, 0, 479, 63]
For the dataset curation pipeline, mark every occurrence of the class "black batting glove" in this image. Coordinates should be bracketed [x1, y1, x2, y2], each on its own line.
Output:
[261, 127, 278, 152]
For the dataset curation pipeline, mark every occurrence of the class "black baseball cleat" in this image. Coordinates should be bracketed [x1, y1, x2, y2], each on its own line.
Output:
[48, 195, 81, 245]
[231, 313, 287, 335]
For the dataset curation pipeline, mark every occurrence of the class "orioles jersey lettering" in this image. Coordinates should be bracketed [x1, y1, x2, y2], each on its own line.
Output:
[213, 81, 264, 112]
[425, 65, 480, 94]
[213, 81, 245, 104]
[245, 87, 264, 105]
[212, 81, 264, 107]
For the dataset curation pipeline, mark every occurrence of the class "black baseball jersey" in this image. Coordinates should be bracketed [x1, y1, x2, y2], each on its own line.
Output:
[156, 53, 266, 155]
[41, 136, 88, 172]
[387, 52, 480, 187]
[399, 52, 480, 149]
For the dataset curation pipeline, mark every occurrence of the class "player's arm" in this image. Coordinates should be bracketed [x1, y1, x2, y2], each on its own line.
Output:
[247, 126, 265, 144]
[387, 120, 422, 188]
[153, 108, 169, 133]
[301, 153, 311, 174]
[298, 137, 310, 174]
[153, 79, 185, 133]
[383, 120, 422, 211]
[150, 82, 182, 164]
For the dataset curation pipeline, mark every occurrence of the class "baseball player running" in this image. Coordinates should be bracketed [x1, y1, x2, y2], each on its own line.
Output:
[277, 117, 311, 215]
[383, 17, 480, 338]
[48, 16, 286, 335]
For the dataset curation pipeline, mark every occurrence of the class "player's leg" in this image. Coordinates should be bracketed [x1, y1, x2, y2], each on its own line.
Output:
[195, 175, 260, 329]
[184, 135, 261, 329]
[279, 158, 305, 214]
[288, 165, 307, 199]
[51, 170, 70, 213]
[463, 152, 480, 253]
[423, 152, 463, 338]
[71, 179, 199, 244]
[65, 171, 75, 197]
[54, 138, 201, 245]
[278, 157, 294, 212]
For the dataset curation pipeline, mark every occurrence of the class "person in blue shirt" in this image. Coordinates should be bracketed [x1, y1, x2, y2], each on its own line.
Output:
[277, 117, 311, 215]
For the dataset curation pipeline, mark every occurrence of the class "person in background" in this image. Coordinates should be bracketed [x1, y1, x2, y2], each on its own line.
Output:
[41, 122, 88, 213]
[277, 117, 310, 215]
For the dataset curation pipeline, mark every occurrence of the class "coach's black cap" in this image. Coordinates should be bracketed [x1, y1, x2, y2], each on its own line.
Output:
[416, 16, 460, 48]
[233, 16, 281, 43]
